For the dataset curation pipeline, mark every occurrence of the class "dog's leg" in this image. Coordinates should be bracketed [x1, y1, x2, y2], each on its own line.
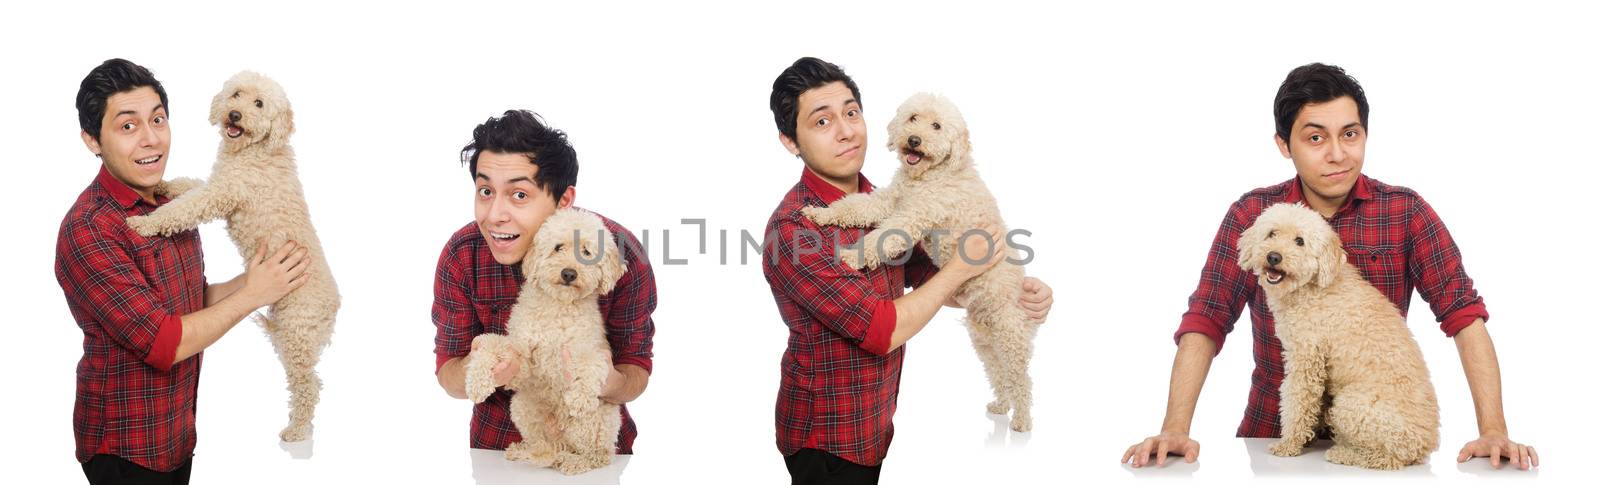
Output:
[801, 190, 895, 228]
[561, 353, 610, 418]
[263, 302, 333, 442]
[465, 334, 513, 403]
[553, 404, 619, 475]
[1269, 347, 1327, 457]
[1324, 385, 1432, 470]
[506, 394, 557, 467]
[155, 177, 204, 198]
[839, 215, 925, 270]
[967, 325, 1008, 415]
[124, 181, 237, 237]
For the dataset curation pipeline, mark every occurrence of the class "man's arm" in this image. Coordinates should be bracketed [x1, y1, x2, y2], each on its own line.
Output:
[883, 225, 1006, 351]
[1453, 320, 1538, 469]
[172, 241, 309, 365]
[600, 364, 649, 404]
[1123, 332, 1213, 467]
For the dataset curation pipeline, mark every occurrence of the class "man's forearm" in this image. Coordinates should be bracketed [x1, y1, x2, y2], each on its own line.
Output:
[889, 267, 969, 350]
[1162, 333, 1218, 434]
[204, 274, 245, 307]
[601, 364, 649, 404]
[438, 356, 469, 400]
[1454, 319, 1508, 436]
[173, 291, 260, 365]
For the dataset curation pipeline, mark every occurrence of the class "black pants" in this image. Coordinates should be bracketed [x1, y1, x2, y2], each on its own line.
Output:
[81, 455, 191, 485]
[785, 448, 881, 485]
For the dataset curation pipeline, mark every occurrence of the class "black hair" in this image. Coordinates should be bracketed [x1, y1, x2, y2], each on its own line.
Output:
[76, 58, 169, 141]
[460, 109, 578, 203]
[769, 57, 862, 141]
[1273, 63, 1369, 145]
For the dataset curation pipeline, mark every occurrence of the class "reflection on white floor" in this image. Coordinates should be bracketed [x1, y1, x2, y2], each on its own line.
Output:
[984, 413, 1031, 449]
[1122, 438, 1539, 479]
[469, 448, 629, 485]
[1242, 438, 1433, 477]
[278, 439, 314, 460]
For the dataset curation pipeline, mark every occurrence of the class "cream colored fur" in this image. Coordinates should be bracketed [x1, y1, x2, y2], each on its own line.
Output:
[126, 71, 338, 442]
[464, 209, 626, 475]
[802, 93, 1040, 432]
[1237, 203, 1439, 470]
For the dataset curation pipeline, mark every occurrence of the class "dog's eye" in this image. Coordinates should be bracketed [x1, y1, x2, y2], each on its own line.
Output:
[1267, 230, 1276, 238]
[554, 243, 564, 252]
[254, 99, 264, 108]
[1295, 237, 1305, 246]
[582, 246, 592, 257]
[909, 114, 918, 123]
[232, 91, 240, 99]
[932, 122, 942, 131]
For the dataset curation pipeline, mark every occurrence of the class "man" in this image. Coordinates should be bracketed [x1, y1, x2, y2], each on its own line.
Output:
[57, 58, 309, 485]
[763, 57, 1056, 484]
[433, 109, 657, 454]
[1121, 63, 1539, 470]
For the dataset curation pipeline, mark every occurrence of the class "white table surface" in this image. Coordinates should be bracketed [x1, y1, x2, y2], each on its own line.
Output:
[467, 449, 630, 485]
[1122, 438, 1540, 479]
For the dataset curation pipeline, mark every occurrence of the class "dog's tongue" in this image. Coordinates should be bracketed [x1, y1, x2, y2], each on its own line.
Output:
[905, 152, 922, 165]
[227, 125, 243, 138]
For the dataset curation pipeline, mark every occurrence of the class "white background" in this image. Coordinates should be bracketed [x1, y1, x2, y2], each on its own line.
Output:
[3, 1, 1595, 483]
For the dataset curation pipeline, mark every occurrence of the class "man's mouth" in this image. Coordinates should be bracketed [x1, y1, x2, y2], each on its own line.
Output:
[1324, 169, 1351, 180]
[1264, 268, 1286, 285]
[489, 231, 520, 242]
[225, 122, 245, 139]
[134, 155, 162, 166]
[837, 145, 860, 158]
[900, 147, 925, 165]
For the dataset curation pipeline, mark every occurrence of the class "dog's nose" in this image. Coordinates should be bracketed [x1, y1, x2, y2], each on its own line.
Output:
[560, 268, 577, 284]
[228, 110, 242, 123]
[1266, 251, 1282, 267]
[907, 135, 921, 148]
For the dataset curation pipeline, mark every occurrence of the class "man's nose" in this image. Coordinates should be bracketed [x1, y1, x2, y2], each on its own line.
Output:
[1267, 251, 1282, 267]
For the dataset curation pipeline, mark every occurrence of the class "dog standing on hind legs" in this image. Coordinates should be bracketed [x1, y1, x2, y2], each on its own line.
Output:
[1237, 203, 1438, 470]
[126, 71, 338, 442]
[802, 93, 1040, 432]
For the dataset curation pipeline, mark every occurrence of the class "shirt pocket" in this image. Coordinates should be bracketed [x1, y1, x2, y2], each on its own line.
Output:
[1345, 244, 1407, 294]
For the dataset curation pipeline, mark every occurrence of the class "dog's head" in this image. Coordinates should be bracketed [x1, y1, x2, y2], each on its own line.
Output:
[886, 93, 971, 179]
[1237, 203, 1346, 296]
[209, 71, 294, 153]
[522, 208, 627, 303]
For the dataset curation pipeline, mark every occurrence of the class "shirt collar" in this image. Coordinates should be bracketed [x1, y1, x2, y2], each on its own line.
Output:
[800, 167, 874, 204]
[95, 165, 149, 209]
[1284, 173, 1372, 215]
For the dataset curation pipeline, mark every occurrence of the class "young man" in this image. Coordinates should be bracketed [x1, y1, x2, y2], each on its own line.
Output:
[1121, 63, 1539, 470]
[763, 57, 1056, 484]
[57, 58, 309, 485]
[433, 109, 657, 454]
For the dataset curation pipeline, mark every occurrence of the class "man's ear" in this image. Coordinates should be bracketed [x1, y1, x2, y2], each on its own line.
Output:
[557, 186, 576, 209]
[81, 130, 102, 157]
[1274, 133, 1292, 159]
[779, 133, 801, 157]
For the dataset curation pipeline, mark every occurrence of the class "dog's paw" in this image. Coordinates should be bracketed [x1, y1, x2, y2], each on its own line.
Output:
[279, 422, 312, 443]
[835, 248, 876, 270]
[554, 451, 610, 475]
[156, 177, 203, 198]
[1009, 412, 1032, 433]
[1268, 439, 1305, 457]
[800, 206, 834, 225]
[507, 440, 555, 466]
[986, 399, 1010, 415]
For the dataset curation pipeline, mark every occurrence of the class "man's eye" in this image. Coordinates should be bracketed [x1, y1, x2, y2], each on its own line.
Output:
[1310, 134, 1323, 143]
[1344, 130, 1358, 139]
[846, 109, 858, 117]
[512, 191, 527, 200]
[122, 122, 136, 131]
[255, 99, 264, 108]
[153, 116, 166, 125]
[816, 117, 829, 127]
[477, 187, 491, 197]
[1295, 237, 1305, 246]
[932, 122, 942, 130]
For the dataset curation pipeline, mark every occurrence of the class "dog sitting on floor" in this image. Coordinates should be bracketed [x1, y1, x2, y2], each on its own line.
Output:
[802, 93, 1040, 432]
[465, 208, 627, 475]
[1237, 202, 1439, 470]
[126, 71, 338, 443]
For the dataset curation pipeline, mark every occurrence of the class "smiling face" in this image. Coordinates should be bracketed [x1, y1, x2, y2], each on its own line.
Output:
[887, 93, 970, 179]
[1275, 96, 1366, 216]
[210, 71, 294, 153]
[81, 86, 170, 201]
[1236, 203, 1347, 296]
[780, 81, 867, 191]
[524, 209, 626, 302]
[474, 151, 575, 266]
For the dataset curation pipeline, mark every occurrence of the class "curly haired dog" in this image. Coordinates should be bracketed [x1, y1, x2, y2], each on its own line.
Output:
[464, 208, 627, 475]
[802, 93, 1040, 432]
[126, 71, 338, 442]
[1237, 203, 1439, 469]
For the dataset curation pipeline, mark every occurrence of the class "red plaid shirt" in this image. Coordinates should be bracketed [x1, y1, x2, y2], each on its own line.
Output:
[1175, 174, 1489, 438]
[55, 166, 208, 472]
[433, 211, 655, 453]
[763, 168, 938, 467]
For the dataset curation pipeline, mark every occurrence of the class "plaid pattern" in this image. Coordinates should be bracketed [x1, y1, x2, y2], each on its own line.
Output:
[764, 169, 938, 467]
[1175, 175, 1489, 438]
[56, 166, 208, 472]
[433, 210, 655, 453]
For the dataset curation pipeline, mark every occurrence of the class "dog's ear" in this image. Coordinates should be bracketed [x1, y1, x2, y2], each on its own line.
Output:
[209, 84, 229, 127]
[269, 104, 295, 147]
[1313, 229, 1346, 288]
[596, 228, 628, 295]
[1236, 215, 1269, 272]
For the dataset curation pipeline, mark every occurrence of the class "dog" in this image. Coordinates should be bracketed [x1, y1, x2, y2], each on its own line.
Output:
[802, 93, 1040, 432]
[464, 208, 627, 475]
[1237, 202, 1439, 469]
[126, 71, 338, 442]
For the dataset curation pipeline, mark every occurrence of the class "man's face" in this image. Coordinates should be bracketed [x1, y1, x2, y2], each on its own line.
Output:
[473, 150, 572, 266]
[780, 81, 867, 185]
[82, 87, 169, 200]
[1276, 95, 1366, 206]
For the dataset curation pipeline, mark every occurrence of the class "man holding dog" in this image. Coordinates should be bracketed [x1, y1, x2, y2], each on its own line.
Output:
[1121, 63, 1539, 470]
[432, 109, 657, 454]
[762, 57, 1056, 484]
[57, 58, 310, 485]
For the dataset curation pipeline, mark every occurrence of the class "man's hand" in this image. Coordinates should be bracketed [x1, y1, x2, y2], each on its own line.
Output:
[238, 239, 310, 308]
[1458, 433, 1538, 470]
[1122, 432, 1200, 468]
[1019, 276, 1053, 322]
[944, 223, 1007, 280]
